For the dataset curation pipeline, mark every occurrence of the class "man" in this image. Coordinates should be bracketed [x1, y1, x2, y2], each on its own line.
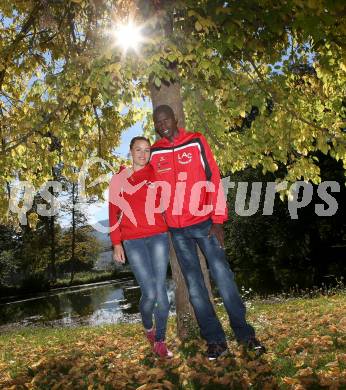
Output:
[150, 104, 265, 360]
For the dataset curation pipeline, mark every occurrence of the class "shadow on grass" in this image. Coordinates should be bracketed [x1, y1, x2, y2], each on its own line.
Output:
[3, 338, 278, 390]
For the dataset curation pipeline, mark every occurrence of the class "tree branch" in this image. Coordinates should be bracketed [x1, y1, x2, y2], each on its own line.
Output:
[93, 105, 103, 158]
[2, 110, 56, 154]
[194, 89, 224, 149]
[242, 52, 331, 134]
[0, 1, 42, 89]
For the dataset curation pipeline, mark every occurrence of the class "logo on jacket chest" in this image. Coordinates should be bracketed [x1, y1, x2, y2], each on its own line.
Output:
[157, 156, 171, 172]
[178, 151, 192, 164]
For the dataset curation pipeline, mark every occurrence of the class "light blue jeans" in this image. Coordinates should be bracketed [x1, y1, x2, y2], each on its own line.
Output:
[170, 219, 255, 343]
[123, 232, 170, 341]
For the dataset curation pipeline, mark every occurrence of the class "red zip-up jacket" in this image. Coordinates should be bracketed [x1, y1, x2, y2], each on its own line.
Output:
[108, 164, 167, 245]
[150, 128, 228, 228]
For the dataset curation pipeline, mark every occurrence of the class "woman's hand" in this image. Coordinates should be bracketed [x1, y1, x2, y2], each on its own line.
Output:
[113, 244, 126, 264]
[208, 223, 225, 249]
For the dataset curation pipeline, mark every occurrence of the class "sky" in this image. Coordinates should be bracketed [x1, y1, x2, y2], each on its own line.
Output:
[64, 121, 144, 228]
[1, 12, 150, 229]
[58, 119, 145, 229]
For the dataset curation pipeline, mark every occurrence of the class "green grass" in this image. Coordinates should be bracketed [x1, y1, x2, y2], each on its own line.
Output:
[1, 292, 346, 389]
[1, 270, 124, 299]
[53, 270, 116, 288]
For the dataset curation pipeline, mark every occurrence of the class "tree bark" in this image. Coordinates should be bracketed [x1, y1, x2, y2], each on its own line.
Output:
[49, 167, 57, 282]
[137, 0, 215, 340]
[70, 181, 76, 285]
[149, 72, 185, 129]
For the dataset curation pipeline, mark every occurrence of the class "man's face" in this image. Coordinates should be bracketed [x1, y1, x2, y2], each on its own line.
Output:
[153, 111, 178, 140]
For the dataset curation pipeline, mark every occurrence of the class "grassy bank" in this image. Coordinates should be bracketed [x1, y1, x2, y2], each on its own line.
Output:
[0, 270, 133, 301]
[52, 270, 124, 288]
[1, 293, 346, 389]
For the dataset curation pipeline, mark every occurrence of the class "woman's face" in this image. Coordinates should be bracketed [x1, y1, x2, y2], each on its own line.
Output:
[130, 140, 151, 168]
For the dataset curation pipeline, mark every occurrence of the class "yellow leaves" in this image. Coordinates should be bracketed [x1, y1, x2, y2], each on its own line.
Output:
[296, 366, 313, 377]
[30, 357, 48, 370]
[318, 314, 332, 325]
[136, 377, 174, 390]
[28, 212, 39, 229]
[283, 376, 299, 385]
[340, 62, 346, 72]
[328, 324, 338, 333]
[337, 353, 346, 364]
[319, 335, 334, 348]
[262, 157, 279, 174]
[154, 77, 161, 88]
[188, 10, 216, 33]
[106, 63, 121, 74]
[162, 379, 175, 389]
[137, 385, 150, 390]
[339, 317, 346, 332]
[325, 360, 339, 368]
[2, 294, 346, 390]
[72, 85, 80, 95]
[137, 383, 171, 390]
[317, 369, 342, 388]
[195, 21, 203, 32]
[16, 144, 26, 155]
[146, 367, 166, 379]
[103, 49, 113, 61]
[80, 95, 91, 105]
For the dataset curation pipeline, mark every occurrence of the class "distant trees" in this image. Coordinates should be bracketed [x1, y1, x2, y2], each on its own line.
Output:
[59, 170, 101, 284]
[224, 153, 346, 293]
[0, 183, 102, 292]
[58, 225, 102, 282]
[0, 224, 20, 287]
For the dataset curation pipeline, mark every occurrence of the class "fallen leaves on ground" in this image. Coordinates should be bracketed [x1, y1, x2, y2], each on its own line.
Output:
[0, 293, 346, 389]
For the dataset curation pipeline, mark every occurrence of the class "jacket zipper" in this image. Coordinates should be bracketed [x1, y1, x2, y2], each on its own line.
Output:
[171, 140, 181, 228]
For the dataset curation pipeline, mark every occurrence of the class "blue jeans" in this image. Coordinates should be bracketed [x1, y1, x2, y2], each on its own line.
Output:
[123, 232, 170, 341]
[170, 219, 255, 343]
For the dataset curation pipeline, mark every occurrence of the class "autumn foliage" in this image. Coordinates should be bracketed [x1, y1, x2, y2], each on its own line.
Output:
[1, 293, 346, 389]
[1, 0, 346, 223]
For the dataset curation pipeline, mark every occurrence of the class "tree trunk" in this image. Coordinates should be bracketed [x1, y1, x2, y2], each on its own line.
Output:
[149, 72, 215, 340]
[49, 167, 57, 282]
[70, 182, 76, 285]
[50, 214, 56, 282]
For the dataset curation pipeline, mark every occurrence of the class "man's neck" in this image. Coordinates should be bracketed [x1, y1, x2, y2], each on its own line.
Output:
[166, 129, 179, 143]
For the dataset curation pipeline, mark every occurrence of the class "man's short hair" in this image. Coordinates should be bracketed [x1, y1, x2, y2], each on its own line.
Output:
[153, 105, 175, 121]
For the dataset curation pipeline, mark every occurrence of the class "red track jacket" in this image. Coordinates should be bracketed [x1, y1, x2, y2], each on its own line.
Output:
[150, 128, 228, 228]
[108, 164, 167, 245]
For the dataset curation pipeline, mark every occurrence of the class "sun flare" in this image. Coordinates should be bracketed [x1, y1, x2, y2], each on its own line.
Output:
[111, 20, 144, 53]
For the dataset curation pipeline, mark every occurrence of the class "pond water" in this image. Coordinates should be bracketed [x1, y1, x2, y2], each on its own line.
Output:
[0, 279, 176, 332]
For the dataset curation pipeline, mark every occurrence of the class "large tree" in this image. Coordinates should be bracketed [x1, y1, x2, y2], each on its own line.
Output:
[1, 0, 345, 336]
[1, 1, 344, 204]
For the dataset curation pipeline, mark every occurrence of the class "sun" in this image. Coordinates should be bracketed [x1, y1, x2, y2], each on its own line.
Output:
[111, 20, 144, 53]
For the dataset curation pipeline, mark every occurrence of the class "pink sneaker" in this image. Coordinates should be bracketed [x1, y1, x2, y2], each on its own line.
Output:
[145, 328, 156, 345]
[153, 341, 173, 358]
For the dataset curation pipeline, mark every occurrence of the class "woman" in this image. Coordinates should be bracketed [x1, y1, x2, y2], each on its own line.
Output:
[108, 136, 172, 358]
